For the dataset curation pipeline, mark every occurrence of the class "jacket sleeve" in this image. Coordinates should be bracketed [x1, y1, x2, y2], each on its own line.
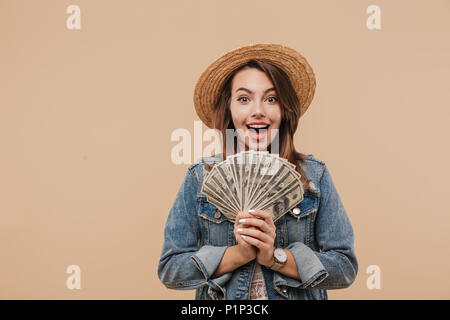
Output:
[157, 167, 231, 296]
[282, 163, 358, 289]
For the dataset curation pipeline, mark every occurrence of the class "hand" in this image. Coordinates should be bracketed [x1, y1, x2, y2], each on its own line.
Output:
[234, 211, 257, 261]
[236, 209, 277, 268]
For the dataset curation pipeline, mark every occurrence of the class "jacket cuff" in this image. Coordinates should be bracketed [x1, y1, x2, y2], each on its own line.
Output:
[191, 245, 232, 298]
[283, 242, 328, 289]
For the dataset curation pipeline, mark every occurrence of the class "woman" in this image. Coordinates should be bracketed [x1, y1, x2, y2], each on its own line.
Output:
[158, 43, 358, 300]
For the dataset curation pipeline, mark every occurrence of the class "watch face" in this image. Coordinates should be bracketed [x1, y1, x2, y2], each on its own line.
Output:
[274, 248, 287, 263]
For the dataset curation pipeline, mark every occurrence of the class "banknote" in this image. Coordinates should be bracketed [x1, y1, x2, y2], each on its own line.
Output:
[201, 151, 304, 222]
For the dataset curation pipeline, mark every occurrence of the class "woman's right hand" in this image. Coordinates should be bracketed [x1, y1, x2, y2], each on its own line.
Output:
[234, 211, 258, 261]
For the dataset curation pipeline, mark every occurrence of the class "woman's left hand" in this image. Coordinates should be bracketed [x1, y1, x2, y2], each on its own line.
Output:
[237, 209, 277, 268]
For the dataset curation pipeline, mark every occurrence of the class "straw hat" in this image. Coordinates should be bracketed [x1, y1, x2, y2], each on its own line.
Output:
[193, 43, 316, 129]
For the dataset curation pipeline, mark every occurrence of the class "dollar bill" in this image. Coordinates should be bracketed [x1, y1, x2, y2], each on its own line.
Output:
[201, 151, 304, 222]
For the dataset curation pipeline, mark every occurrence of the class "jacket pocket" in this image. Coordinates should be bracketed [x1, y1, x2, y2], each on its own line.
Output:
[283, 191, 319, 246]
[196, 194, 228, 223]
[196, 193, 232, 246]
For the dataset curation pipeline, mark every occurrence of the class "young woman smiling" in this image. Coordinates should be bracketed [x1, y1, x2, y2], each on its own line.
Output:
[158, 44, 358, 300]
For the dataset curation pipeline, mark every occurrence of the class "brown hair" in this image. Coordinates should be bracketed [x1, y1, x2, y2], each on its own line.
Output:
[202, 59, 313, 192]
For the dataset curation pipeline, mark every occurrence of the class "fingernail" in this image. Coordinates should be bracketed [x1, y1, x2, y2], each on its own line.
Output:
[237, 228, 243, 233]
[241, 235, 247, 239]
[248, 209, 255, 213]
[239, 219, 246, 223]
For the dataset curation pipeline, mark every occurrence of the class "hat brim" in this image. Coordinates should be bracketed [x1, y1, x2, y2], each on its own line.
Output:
[193, 43, 316, 129]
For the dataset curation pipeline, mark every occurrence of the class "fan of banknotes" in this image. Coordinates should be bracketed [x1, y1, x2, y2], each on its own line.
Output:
[200, 151, 304, 223]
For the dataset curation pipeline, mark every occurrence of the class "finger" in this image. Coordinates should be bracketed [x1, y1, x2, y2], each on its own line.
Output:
[238, 217, 274, 236]
[234, 225, 258, 245]
[241, 220, 275, 239]
[240, 234, 270, 251]
[235, 211, 263, 228]
[251, 210, 276, 233]
[234, 217, 258, 231]
[238, 237, 253, 249]
[235, 231, 250, 246]
[248, 209, 275, 227]
[235, 224, 258, 235]
[239, 235, 254, 247]
[237, 227, 274, 244]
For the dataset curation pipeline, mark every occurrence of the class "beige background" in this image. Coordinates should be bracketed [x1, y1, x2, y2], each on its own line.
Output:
[1, 0, 449, 299]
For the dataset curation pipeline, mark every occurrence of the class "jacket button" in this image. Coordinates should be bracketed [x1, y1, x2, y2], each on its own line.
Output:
[282, 287, 288, 294]
[293, 208, 301, 215]
[214, 210, 221, 218]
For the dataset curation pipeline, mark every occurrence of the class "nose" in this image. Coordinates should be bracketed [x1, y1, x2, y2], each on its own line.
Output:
[251, 100, 265, 119]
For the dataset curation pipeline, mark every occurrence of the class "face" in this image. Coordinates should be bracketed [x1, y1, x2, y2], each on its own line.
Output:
[229, 67, 282, 151]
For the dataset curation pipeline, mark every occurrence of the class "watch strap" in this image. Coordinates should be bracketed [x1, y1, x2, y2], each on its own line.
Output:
[270, 260, 284, 271]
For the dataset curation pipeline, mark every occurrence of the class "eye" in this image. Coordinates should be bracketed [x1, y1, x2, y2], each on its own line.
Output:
[266, 96, 278, 103]
[237, 96, 249, 103]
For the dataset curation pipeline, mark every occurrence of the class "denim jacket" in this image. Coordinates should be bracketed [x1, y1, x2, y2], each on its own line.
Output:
[158, 153, 358, 300]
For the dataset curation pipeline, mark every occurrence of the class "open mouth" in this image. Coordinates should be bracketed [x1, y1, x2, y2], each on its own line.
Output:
[246, 122, 270, 141]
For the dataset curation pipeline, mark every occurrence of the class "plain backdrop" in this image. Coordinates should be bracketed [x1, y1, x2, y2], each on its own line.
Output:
[1, 0, 449, 299]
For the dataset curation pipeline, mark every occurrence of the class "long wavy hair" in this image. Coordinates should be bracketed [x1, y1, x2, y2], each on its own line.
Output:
[202, 59, 313, 192]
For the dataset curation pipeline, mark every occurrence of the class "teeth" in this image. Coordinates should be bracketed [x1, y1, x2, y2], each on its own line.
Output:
[248, 124, 269, 129]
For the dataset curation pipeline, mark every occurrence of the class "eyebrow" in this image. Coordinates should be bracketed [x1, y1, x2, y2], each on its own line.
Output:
[235, 87, 276, 95]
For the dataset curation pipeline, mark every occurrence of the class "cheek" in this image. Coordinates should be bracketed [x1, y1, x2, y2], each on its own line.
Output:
[229, 104, 247, 126]
[269, 109, 282, 128]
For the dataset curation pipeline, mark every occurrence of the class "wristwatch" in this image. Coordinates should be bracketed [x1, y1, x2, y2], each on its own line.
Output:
[270, 248, 287, 271]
